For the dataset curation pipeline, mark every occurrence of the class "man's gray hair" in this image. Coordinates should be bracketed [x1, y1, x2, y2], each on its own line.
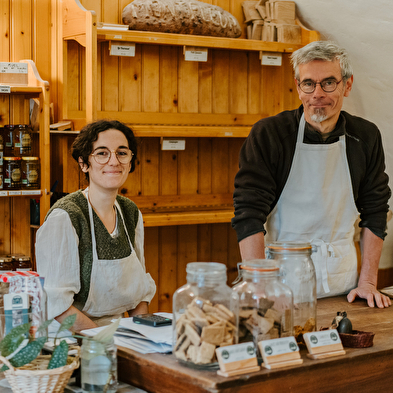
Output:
[291, 41, 353, 81]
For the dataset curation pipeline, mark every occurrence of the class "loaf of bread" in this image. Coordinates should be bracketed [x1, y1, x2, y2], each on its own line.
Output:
[122, 0, 242, 38]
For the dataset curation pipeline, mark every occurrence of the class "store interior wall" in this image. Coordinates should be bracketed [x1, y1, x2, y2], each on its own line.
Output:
[293, 0, 393, 269]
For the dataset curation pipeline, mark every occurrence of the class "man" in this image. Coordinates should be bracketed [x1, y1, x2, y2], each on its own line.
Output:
[232, 41, 391, 308]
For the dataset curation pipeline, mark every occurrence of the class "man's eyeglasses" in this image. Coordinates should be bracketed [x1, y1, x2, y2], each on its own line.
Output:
[90, 147, 133, 165]
[297, 78, 343, 94]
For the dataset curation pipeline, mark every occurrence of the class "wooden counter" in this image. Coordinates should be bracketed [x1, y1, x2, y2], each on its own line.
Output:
[117, 296, 393, 393]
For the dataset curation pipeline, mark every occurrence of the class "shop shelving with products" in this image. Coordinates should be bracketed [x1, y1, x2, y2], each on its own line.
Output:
[0, 60, 50, 260]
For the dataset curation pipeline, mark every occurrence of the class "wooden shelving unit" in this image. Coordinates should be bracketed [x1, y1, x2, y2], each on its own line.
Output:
[59, 0, 320, 228]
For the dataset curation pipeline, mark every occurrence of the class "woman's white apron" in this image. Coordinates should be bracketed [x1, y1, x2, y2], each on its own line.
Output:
[82, 190, 152, 319]
[266, 114, 359, 297]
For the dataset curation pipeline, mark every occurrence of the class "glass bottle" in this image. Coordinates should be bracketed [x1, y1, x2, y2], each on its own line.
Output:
[266, 242, 317, 343]
[3, 125, 14, 156]
[172, 262, 239, 366]
[81, 338, 117, 393]
[232, 259, 293, 356]
[16, 125, 33, 157]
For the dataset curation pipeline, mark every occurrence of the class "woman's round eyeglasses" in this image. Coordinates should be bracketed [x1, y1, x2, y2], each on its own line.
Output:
[298, 78, 343, 94]
[90, 147, 133, 165]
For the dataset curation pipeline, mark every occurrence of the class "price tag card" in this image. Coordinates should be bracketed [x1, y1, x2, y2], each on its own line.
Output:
[110, 42, 136, 57]
[0, 62, 28, 74]
[0, 86, 11, 93]
[259, 336, 303, 369]
[260, 51, 282, 66]
[0, 62, 28, 85]
[304, 330, 345, 359]
[22, 190, 41, 196]
[184, 46, 208, 62]
[8, 191, 21, 196]
[0, 191, 8, 197]
[215, 342, 260, 377]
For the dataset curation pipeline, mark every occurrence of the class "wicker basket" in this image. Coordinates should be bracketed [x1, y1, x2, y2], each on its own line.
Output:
[338, 330, 375, 348]
[0, 354, 79, 393]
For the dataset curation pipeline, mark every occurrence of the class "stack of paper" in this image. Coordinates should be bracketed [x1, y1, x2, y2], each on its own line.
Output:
[81, 313, 173, 355]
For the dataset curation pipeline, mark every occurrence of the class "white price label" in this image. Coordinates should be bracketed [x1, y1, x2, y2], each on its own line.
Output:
[0, 86, 11, 93]
[304, 329, 341, 348]
[0, 62, 28, 74]
[184, 47, 208, 62]
[261, 52, 282, 66]
[216, 342, 257, 364]
[259, 336, 299, 358]
[110, 42, 135, 57]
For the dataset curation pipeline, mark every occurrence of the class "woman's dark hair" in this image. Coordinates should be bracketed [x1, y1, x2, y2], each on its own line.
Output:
[71, 119, 138, 180]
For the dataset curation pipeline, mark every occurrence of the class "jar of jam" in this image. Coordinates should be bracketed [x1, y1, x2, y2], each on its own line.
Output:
[4, 157, 22, 189]
[0, 166, 3, 190]
[4, 125, 14, 156]
[0, 256, 14, 272]
[22, 157, 40, 189]
[15, 125, 32, 156]
[14, 256, 32, 271]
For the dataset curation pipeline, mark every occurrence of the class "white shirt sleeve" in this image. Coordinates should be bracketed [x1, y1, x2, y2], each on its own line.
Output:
[35, 209, 80, 319]
[133, 210, 156, 304]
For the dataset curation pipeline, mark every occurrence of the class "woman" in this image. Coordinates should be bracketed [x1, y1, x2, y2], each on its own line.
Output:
[36, 120, 156, 330]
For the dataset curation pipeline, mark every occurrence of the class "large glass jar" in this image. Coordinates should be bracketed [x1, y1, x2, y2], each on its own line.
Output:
[3, 125, 14, 156]
[81, 338, 117, 393]
[3, 157, 22, 189]
[15, 125, 32, 157]
[21, 157, 40, 189]
[232, 259, 293, 356]
[172, 262, 239, 367]
[266, 242, 317, 343]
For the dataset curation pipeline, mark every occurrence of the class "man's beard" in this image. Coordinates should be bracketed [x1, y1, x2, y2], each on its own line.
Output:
[310, 108, 327, 123]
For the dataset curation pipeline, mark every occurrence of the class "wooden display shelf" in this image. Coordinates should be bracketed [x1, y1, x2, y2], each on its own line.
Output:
[142, 208, 234, 227]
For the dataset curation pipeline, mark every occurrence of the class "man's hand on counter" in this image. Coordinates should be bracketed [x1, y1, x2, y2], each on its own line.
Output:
[347, 283, 391, 308]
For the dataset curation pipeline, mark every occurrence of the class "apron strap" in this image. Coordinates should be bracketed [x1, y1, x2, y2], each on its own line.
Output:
[311, 239, 330, 294]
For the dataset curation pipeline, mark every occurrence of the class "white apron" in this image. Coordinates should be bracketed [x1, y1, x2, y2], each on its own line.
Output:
[266, 114, 359, 297]
[82, 189, 153, 318]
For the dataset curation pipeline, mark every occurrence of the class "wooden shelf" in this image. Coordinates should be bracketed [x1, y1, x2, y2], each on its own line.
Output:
[143, 209, 234, 227]
[95, 27, 304, 53]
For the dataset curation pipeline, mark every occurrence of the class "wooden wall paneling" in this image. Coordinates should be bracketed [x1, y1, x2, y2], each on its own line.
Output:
[142, 45, 160, 113]
[282, 53, 300, 111]
[122, 146, 142, 197]
[159, 46, 178, 113]
[11, 0, 32, 61]
[211, 223, 229, 265]
[101, 42, 119, 112]
[144, 226, 159, 312]
[66, 41, 82, 114]
[160, 150, 178, 196]
[81, 0, 101, 22]
[197, 224, 212, 261]
[11, 198, 30, 255]
[248, 51, 263, 114]
[261, 62, 284, 117]
[229, 51, 248, 114]
[0, 199, 11, 255]
[141, 138, 160, 196]
[119, 45, 142, 112]
[178, 138, 198, 195]
[158, 226, 178, 312]
[102, 0, 119, 23]
[198, 138, 212, 195]
[0, 94, 10, 124]
[178, 56, 199, 113]
[198, 53, 213, 113]
[212, 50, 230, 114]
[0, 1, 10, 61]
[33, 0, 51, 82]
[211, 138, 229, 193]
[177, 225, 198, 288]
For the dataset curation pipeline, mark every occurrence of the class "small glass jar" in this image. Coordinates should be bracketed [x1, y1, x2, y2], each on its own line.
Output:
[81, 338, 117, 393]
[172, 262, 239, 366]
[266, 242, 317, 343]
[0, 256, 14, 272]
[14, 125, 32, 157]
[3, 125, 14, 156]
[0, 166, 3, 190]
[22, 157, 40, 189]
[0, 126, 4, 165]
[14, 256, 32, 272]
[232, 259, 293, 356]
[4, 157, 22, 189]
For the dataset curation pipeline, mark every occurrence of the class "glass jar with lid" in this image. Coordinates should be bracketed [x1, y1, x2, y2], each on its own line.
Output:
[172, 262, 239, 367]
[266, 242, 317, 343]
[81, 337, 117, 393]
[3, 125, 14, 156]
[232, 259, 293, 356]
[0, 256, 14, 272]
[14, 125, 32, 157]
[0, 126, 3, 165]
[22, 157, 40, 189]
[3, 157, 22, 189]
